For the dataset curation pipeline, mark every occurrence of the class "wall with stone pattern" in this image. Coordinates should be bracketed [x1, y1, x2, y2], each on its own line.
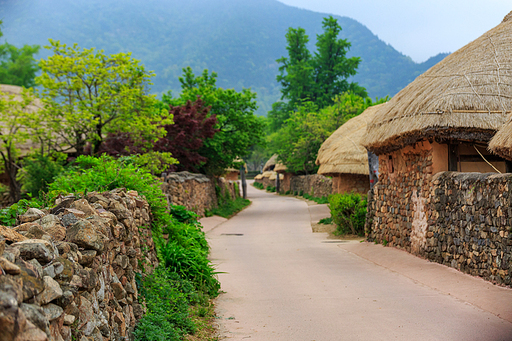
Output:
[0, 189, 158, 341]
[160, 171, 239, 217]
[290, 174, 332, 198]
[332, 174, 370, 194]
[366, 141, 512, 286]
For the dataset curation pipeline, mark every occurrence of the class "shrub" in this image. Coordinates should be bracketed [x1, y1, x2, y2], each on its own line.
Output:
[18, 153, 66, 198]
[0, 198, 44, 226]
[328, 192, 367, 236]
[252, 181, 264, 189]
[266, 185, 276, 192]
[318, 217, 333, 225]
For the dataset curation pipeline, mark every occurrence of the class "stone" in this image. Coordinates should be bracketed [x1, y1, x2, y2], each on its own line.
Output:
[0, 225, 28, 243]
[24, 224, 47, 240]
[79, 250, 97, 266]
[109, 201, 131, 220]
[60, 325, 71, 341]
[36, 276, 63, 305]
[18, 269, 45, 301]
[42, 303, 63, 321]
[56, 291, 74, 308]
[63, 208, 86, 219]
[15, 320, 47, 341]
[20, 303, 50, 337]
[53, 258, 74, 283]
[66, 220, 108, 254]
[18, 208, 45, 224]
[63, 313, 75, 325]
[11, 239, 57, 265]
[28, 259, 43, 278]
[0, 291, 26, 341]
[35, 215, 66, 241]
[50, 196, 75, 215]
[71, 199, 97, 217]
[43, 265, 56, 278]
[60, 214, 78, 228]
[0, 256, 21, 275]
[14, 222, 41, 234]
[111, 282, 126, 300]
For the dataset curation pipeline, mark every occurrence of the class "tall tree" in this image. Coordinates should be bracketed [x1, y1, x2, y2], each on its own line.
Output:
[166, 67, 265, 176]
[0, 21, 40, 88]
[275, 16, 366, 112]
[36, 40, 169, 155]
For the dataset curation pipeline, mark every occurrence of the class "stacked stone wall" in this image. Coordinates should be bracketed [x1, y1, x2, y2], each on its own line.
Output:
[160, 171, 239, 217]
[290, 174, 332, 198]
[366, 140, 512, 286]
[0, 189, 158, 341]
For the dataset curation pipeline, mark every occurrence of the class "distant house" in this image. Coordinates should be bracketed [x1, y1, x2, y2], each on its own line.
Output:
[316, 103, 385, 194]
[362, 11, 512, 251]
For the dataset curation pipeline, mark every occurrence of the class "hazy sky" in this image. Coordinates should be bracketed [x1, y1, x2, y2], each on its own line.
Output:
[277, 0, 511, 62]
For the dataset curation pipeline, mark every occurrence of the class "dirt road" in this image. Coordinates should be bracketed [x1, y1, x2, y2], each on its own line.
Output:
[207, 183, 512, 340]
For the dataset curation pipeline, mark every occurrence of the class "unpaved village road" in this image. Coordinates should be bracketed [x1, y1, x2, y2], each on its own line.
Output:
[207, 184, 512, 340]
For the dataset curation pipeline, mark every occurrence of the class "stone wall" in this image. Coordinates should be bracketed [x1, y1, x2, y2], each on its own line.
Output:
[366, 140, 512, 286]
[0, 189, 158, 341]
[160, 171, 239, 217]
[290, 174, 332, 198]
[332, 174, 370, 194]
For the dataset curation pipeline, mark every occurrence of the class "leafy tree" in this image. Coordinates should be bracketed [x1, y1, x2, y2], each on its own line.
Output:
[101, 97, 218, 173]
[36, 40, 169, 155]
[0, 88, 43, 202]
[276, 16, 366, 112]
[0, 21, 40, 88]
[166, 67, 266, 176]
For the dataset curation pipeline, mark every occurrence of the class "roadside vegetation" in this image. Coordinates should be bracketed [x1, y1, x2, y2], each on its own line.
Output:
[328, 193, 367, 236]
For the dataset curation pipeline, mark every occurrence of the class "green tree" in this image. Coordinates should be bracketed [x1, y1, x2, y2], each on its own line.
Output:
[0, 88, 43, 202]
[0, 21, 40, 88]
[275, 16, 366, 112]
[36, 40, 169, 155]
[165, 67, 266, 176]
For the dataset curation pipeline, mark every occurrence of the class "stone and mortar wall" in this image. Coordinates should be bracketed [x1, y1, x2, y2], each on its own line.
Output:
[160, 171, 239, 217]
[290, 174, 332, 198]
[0, 189, 158, 341]
[332, 174, 370, 194]
[366, 140, 512, 286]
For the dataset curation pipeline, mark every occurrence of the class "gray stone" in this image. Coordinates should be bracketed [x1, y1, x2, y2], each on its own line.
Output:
[43, 264, 56, 278]
[66, 220, 108, 254]
[63, 313, 75, 325]
[20, 303, 50, 337]
[18, 208, 45, 223]
[0, 291, 26, 341]
[27, 259, 43, 278]
[11, 239, 57, 265]
[42, 303, 63, 321]
[60, 213, 79, 228]
[36, 276, 63, 305]
[35, 214, 66, 241]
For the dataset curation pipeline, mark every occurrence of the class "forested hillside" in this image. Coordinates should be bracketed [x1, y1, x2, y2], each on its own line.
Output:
[0, 0, 447, 114]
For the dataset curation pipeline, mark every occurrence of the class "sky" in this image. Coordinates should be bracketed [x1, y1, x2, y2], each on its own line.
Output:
[277, 0, 511, 62]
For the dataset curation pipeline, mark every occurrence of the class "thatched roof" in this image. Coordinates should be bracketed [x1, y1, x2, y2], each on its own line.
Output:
[316, 104, 385, 175]
[363, 11, 512, 154]
[269, 172, 284, 181]
[225, 158, 247, 174]
[254, 174, 263, 180]
[274, 163, 287, 173]
[263, 154, 278, 172]
[261, 171, 273, 178]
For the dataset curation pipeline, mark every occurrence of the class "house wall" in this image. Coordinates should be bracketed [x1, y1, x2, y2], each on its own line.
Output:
[332, 173, 370, 194]
[366, 140, 512, 286]
[278, 172, 292, 193]
[225, 172, 239, 181]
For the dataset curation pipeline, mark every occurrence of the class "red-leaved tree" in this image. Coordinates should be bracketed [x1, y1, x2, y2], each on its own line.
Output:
[100, 97, 218, 172]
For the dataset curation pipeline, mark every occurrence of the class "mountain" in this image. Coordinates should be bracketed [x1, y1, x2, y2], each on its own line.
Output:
[0, 0, 448, 114]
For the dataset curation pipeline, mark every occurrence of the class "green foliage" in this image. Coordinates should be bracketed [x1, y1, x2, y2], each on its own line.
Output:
[47, 155, 170, 238]
[18, 153, 66, 198]
[134, 266, 198, 341]
[252, 182, 264, 190]
[302, 193, 329, 204]
[266, 185, 276, 193]
[128, 152, 178, 175]
[328, 192, 367, 236]
[276, 16, 365, 111]
[36, 40, 170, 155]
[210, 184, 250, 218]
[0, 198, 44, 226]
[164, 68, 265, 175]
[0, 20, 40, 88]
[318, 217, 333, 225]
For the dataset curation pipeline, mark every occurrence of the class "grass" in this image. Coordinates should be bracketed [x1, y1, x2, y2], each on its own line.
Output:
[210, 197, 250, 218]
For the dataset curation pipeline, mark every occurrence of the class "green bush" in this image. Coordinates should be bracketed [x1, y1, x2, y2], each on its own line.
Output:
[18, 153, 66, 198]
[266, 185, 276, 192]
[134, 267, 198, 341]
[318, 217, 333, 225]
[328, 192, 367, 236]
[0, 198, 44, 226]
[252, 181, 264, 189]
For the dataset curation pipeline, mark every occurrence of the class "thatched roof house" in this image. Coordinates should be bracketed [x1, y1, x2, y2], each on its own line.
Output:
[316, 104, 385, 194]
[317, 103, 384, 176]
[262, 154, 278, 172]
[364, 12, 512, 158]
[364, 11, 512, 254]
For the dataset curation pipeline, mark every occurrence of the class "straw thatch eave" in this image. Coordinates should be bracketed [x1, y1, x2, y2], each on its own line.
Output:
[274, 163, 287, 173]
[263, 154, 278, 172]
[489, 116, 512, 160]
[363, 11, 512, 155]
[316, 104, 385, 175]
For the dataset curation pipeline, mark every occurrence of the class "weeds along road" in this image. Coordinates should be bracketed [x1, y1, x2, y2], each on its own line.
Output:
[207, 183, 512, 341]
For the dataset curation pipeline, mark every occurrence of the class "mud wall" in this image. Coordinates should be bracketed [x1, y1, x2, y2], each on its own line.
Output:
[289, 174, 332, 198]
